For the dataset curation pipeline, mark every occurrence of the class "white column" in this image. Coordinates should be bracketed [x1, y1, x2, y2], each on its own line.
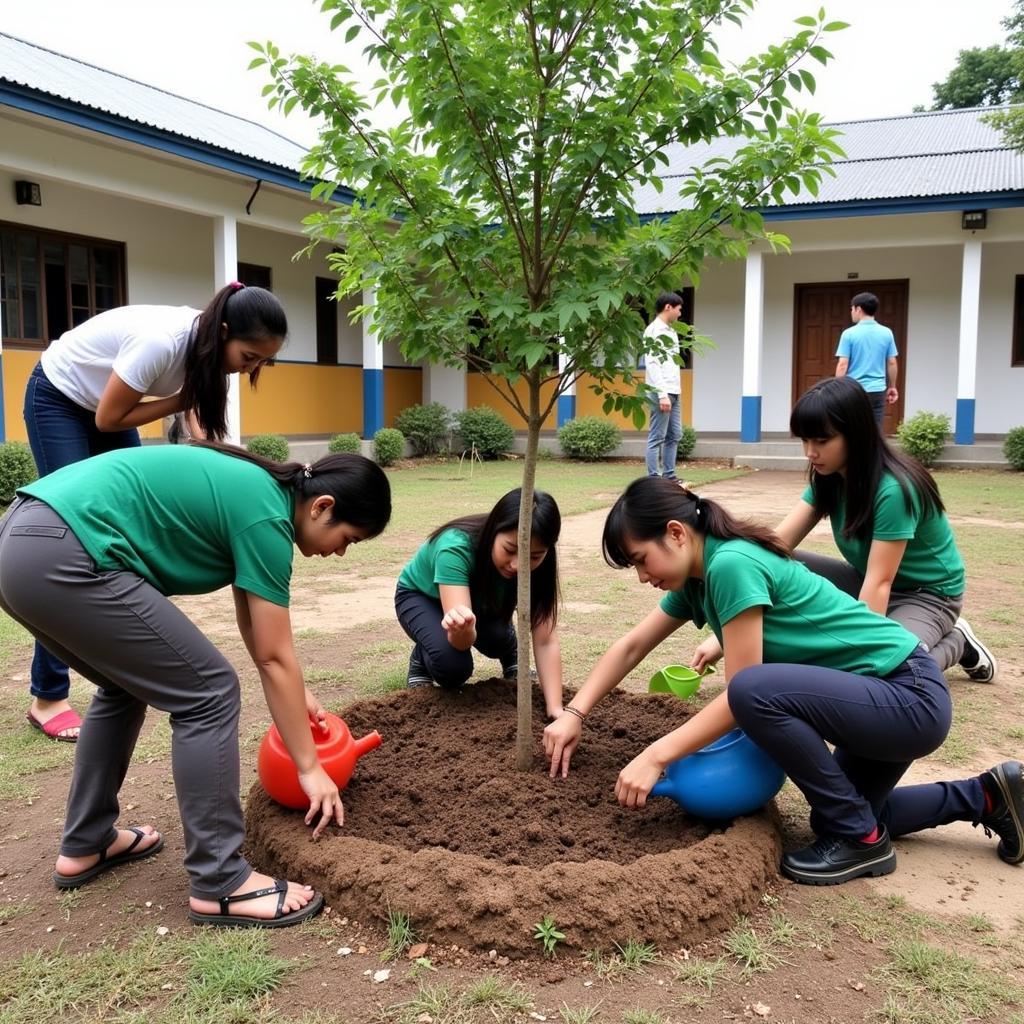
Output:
[362, 287, 385, 436]
[424, 365, 467, 411]
[740, 249, 765, 441]
[212, 214, 240, 443]
[955, 239, 982, 444]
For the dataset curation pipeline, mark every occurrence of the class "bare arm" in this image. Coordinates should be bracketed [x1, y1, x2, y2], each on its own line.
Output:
[438, 583, 476, 650]
[776, 498, 822, 551]
[835, 357, 849, 377]
[615, 606, 764, 807]
[859, 539, 907, 616]
[886, 357, 899, 403]
[95, 372, 185, 432]
[531, 616, 564, 719]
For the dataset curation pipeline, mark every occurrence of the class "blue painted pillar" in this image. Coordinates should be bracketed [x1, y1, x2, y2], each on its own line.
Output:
[740, 249, 765, 442]
[557, 350, 575, 427]
[955, 240, 982, 445]
[362, 287, 384, 438]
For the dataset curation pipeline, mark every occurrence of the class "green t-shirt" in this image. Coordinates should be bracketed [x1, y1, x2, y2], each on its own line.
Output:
[659, 536, 919, 677]
[802, 472, 964, 596]
[397, 528, 477, 599]
[20, 446, 295, 606]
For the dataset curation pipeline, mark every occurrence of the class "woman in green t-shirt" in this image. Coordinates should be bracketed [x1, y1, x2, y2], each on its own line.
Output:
[543, 477, 1023, 886]
[394, 488, 564, 719]
[777, 376, 996, 682]
[0, 442, 391, 927]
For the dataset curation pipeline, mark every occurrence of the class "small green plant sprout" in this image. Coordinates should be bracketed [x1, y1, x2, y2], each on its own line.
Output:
[615, 938, 658, 971]
[382, 907, 415, 962]
[534, 915, 566, 958]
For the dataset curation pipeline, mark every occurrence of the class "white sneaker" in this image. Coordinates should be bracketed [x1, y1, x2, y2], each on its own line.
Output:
[954, 617, 998, 683]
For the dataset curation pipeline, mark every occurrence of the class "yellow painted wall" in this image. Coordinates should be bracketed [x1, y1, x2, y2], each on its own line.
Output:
[385, 368, 422, 427]
[575, 369, 693, 427]
[1, 350, 163, 443]
[241, 362, 363, 436]
[465, 373, 557, 429]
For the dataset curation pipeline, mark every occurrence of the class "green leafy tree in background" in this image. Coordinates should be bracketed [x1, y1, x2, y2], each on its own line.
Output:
[253, 0, 844, 768]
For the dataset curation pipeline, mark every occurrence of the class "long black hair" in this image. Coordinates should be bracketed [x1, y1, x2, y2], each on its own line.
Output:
[192, 441, 391, 537]
[429, 488, 561, 628]
[603, 476, 790, 568]
[181, 284, 287, 441]
[790, 376, 943, 540]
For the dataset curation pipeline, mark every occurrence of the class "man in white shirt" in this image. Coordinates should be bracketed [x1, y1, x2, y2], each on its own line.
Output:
[643, 292, 684, 480]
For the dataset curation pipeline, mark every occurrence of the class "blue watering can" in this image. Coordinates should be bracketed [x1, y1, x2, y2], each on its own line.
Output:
[650, 729, 786, 819]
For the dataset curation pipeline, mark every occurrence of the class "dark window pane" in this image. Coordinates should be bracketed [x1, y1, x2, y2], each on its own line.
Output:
[1, 233, 20, 337]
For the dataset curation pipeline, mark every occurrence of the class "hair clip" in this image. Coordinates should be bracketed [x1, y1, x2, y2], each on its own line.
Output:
[303, 464, 313, 479]
[229, 280, 245, 291]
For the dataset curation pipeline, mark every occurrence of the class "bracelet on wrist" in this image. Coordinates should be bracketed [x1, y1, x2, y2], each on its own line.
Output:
[563, 705, 586, 722]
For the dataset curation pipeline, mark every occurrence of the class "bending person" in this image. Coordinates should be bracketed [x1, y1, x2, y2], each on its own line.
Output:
[23, 282, 286, 740]
[543, 478, 1022, 886]
[395, 488, 564, 719]
[0, 442, 390, 926]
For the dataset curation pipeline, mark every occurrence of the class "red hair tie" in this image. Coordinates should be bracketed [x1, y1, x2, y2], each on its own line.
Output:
[229, 280, 245, 291]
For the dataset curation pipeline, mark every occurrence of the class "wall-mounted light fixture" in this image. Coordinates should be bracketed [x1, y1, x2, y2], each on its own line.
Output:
[14, 180, 42, 206]
[962, 210, 987, 230]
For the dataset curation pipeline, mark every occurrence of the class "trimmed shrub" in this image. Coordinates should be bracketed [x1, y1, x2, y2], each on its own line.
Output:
[558, 416, 621, 460]
[246, 434, 290, 461]
[455, 406, 516, 459]
[0, 441, 37, 503]
[1004, 426, 1024, 471]
[896, 411, 950, 468]
[374, 427, 404, 466]
[328, 433, 362, 454]
[394, 402, 451, 456]
[678, 424, 698, 461]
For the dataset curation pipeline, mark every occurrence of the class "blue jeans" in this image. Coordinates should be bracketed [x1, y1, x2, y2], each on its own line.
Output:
[645, 394, 681, 478]
[727, 649, 982, 840]
[22, 362, 140, 701]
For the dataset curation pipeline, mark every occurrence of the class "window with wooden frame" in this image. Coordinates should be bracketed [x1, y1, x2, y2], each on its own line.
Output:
[1013, 275, 1024, 367]
[0, 223, 126, 349]
[237, 262, 272, 291]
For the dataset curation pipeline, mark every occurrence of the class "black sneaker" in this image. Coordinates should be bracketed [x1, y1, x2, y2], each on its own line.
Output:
[502, 663, 538, 682]
[955, 617, 998, 683]
[781, 825, 897, 886]
[406, 649, 434, 689]
[980, 761, 1024, 864]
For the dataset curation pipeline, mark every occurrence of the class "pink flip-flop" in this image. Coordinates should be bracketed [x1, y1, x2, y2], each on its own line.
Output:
[26, 708, 82, 743]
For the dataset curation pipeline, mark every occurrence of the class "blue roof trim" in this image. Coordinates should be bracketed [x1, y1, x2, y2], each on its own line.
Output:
[638, 190, 1024, 224]
[0, 83, 356, 204]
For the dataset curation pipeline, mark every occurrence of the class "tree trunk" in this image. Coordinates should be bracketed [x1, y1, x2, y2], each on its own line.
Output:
[515, 369, 542, 770]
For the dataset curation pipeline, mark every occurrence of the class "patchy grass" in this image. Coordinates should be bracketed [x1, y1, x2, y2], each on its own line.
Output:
[668, 955, 727, 990]
[381, 908, 415, 962]
[721, 916, 791, 977]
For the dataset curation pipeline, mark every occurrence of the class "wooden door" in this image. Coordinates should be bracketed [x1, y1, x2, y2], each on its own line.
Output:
[793, 280, 908, 434]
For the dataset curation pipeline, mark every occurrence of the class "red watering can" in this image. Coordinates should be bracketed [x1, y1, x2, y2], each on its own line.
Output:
[257, 712, 382, 810]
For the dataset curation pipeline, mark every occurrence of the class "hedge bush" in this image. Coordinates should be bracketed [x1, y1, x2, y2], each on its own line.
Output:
[0, 441, 37, 503]
[558, 416, 621, 460]
[455, 406, 515, 459]
[328, 433, 362, 454]
[394, 402, 450, 456]
[246, 434, 290, 461]
[374, 427, 404, 466]
[896, 412, 949, 468]
[678, 424, 698, 461]
[1004, 425, 1024, 471]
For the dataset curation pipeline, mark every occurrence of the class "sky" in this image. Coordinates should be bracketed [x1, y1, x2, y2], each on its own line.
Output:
[0, 0, 1016, 147]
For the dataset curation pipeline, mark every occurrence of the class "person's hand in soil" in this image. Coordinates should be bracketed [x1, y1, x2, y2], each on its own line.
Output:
[441, 604, 477, 649]
[615, 749, 664, 808]
[298, 765, 345, 837]
[691, 635, 723, 674]
[304, 686, 328, 733]
[543, 711, 582, 778]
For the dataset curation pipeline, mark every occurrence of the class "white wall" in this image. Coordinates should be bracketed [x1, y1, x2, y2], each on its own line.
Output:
[977, 240, 1024, 433]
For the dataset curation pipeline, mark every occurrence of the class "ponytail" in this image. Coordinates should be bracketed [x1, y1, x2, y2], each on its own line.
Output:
[602, 476, 790, 568]
[180, 283, 287, 441]
[191, 440, 391, 536]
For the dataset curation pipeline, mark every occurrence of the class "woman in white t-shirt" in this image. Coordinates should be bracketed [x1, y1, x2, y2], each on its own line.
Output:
[22, 282, 286, 741]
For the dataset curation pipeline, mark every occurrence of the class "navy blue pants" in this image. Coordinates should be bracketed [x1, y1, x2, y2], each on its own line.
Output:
[728, 649, 985, 840]
[394, 585, 517, 689]
[23, 363, 140, 701]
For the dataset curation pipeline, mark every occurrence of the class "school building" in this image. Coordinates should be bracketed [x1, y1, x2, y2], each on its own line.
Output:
[2, 31, 1023, 449]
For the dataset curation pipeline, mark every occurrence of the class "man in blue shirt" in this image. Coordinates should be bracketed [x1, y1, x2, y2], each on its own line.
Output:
[835, 292, 898, 428]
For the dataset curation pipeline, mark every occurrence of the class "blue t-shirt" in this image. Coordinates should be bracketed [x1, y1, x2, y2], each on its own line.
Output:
[836, 320, 897, 393]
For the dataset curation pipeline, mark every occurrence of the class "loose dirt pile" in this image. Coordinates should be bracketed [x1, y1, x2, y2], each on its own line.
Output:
[245, 679, 782, 953]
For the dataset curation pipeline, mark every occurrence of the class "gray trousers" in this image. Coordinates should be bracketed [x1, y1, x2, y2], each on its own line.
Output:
[796, 550, 964, 671]
[0, 498, 251, 899]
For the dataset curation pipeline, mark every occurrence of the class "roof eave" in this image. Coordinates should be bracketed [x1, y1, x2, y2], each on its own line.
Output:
[0, 81, 356, 204]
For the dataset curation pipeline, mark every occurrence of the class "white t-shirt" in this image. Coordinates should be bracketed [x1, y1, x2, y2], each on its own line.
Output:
[642, 317, 680, 397]
[40, 305, 200, 411]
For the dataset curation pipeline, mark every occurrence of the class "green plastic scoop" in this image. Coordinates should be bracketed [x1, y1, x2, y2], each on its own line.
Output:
[648, 663, 714, 699]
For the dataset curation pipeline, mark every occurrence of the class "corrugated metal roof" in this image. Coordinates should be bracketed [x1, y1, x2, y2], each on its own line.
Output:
[637, 107, 1024, 216]
[0, 32, 307, 173]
